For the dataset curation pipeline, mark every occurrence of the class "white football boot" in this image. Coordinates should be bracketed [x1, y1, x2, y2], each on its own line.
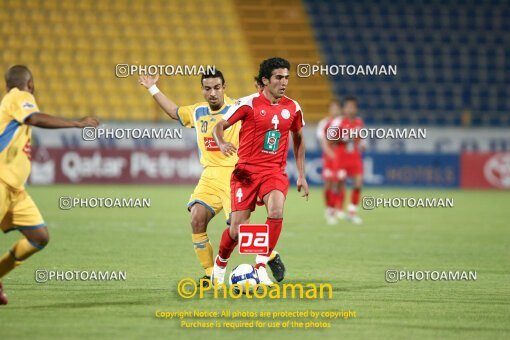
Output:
[257, 266, 274, 285]
[347, 204, 363, 225]
[211, 257, 226, 286]
[325, 208, 337, 225]
[336, 210, 346, 220]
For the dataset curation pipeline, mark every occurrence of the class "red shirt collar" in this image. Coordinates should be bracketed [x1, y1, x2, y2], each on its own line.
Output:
[259, 90, 287, 106]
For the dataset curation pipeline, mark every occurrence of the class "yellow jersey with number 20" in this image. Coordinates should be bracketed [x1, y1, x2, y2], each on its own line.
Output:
[176, 95, 240, 168]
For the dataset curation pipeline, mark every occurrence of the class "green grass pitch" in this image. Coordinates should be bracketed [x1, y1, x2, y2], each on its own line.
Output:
[1, 185, 509, 339]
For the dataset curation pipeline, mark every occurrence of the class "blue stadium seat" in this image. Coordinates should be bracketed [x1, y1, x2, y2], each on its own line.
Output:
[305, 0, 509, 126]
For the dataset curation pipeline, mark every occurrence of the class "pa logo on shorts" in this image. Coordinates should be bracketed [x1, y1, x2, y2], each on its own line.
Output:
[239, 224, 269, 254]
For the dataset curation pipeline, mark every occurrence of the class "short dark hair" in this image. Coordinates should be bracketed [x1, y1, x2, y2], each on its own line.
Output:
[5, 65, 32, 90]
[201, 69, 225, 86]
[330, 98, 341, 106]
[256, 57, 290, 84]
[342, 95, 358, 106]
[254, 76, 263, 87]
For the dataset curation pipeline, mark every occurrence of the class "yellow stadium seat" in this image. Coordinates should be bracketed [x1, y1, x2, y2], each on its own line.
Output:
[2, 0, 255, 121]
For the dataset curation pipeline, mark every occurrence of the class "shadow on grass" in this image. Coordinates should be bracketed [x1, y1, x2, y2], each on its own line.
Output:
[9, 297, 165, 310]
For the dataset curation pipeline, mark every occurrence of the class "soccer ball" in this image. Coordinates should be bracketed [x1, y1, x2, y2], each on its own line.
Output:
[229, 264, 260, 293]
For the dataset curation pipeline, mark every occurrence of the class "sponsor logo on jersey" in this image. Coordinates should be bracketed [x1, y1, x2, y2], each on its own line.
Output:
[23, 102, 35, 110]
[203, 137, 220, 151]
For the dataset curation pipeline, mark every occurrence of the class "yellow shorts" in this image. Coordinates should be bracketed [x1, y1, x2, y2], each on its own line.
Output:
[188, 166, 233, 223]
[0, 181, 45, 233]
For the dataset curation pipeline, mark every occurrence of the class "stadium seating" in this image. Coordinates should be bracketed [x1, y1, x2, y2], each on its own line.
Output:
[233, 0, 334, 121]
[0, 0, 255, 121]
[2, 0, 508, 125]
[304, 0, 510, 126]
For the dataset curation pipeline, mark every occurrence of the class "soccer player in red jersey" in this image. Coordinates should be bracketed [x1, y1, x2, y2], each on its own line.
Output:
[336, 96, 365, 224]
[211, 57, 309, 285]
[317, 100, 343, 224]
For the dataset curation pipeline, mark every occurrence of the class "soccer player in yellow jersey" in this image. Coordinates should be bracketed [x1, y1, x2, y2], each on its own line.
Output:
[139, 70, 285, 285]
[0, 65, 99, 305]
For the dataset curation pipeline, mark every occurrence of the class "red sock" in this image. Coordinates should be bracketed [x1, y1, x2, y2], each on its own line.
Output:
[325, 189, 335, 208]
[336, 187, 345, 210]
[263, 217, 283, 257]
[351, 188, 361, 205]
[217, 227, 237, 267]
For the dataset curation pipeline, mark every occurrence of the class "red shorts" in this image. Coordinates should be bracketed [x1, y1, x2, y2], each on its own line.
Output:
[230, 166, 289, 212]
[338, 155, 363, 179]
[322, 155, 339, 181]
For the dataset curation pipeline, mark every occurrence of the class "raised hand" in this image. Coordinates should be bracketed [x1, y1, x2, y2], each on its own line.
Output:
[138, 74, 159, 89]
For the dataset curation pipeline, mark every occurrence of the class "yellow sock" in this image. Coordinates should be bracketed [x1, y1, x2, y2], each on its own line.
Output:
[0, 238, 42, 278]
[269, 250, 279, 261]
[192, 232, 214, 277]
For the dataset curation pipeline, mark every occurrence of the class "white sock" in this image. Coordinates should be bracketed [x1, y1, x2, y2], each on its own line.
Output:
[348, 203, 357, 215]
[256, 255, 270, 265]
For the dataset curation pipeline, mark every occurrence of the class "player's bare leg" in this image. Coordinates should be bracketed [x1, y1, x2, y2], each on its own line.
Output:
[261, 190, 287, 282]
[253, 190, 286, 285]
[20, 227, 50, 248]
[0, 227, 49, 306]
[336, 179, 346, 221]
[323, 179, 337, 225]
[0, 282, 7, 305]
[212, 209, 251, 285]
[189, 204, 214, 287]
[347, 174, 363, 225]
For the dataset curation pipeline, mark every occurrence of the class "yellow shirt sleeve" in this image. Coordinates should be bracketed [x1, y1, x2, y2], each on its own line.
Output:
[9, 91, 40, 123]
[176, 104, 196, 128]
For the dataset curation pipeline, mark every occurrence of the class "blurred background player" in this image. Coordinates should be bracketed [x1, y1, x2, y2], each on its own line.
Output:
[337, 96, 365, 224]
[138, 70, 284, 285]
[211, 57, 309, 286]
[317, 99, 343, 224]
[0, 65, 99, 305]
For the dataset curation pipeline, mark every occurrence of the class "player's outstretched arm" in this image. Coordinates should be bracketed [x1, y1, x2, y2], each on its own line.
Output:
[138, 75, 178, 120]
[213, 120, 237, 156]
[292, 129, 309, 200]
[320, 135, 336, 159]
[25, 113, 99, 129]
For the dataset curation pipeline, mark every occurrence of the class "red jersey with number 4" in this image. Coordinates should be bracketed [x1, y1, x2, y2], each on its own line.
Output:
[337, 117, 364, 157]
[223, 92, 305, 170]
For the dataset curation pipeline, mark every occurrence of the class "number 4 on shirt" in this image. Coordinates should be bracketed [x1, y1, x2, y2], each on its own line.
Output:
[236, 188, 243, 202]
[272, 114, 279, 129]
